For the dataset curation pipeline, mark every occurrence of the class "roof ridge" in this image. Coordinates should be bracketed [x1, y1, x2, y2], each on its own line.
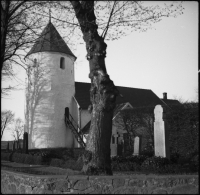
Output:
[75, 81, 151, 90]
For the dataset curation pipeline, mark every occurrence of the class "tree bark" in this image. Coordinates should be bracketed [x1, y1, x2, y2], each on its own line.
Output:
[1, 0, 10, 72]
[70, 1, 119, 175]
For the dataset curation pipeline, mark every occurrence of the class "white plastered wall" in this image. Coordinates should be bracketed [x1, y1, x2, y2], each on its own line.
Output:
[26, 52, 76, 149]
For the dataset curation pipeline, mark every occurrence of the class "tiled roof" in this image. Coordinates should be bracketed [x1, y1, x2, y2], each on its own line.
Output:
[75, 82, 166, 134]
[161, 99, 181, 106]
[75, 82, 166, 110]
[26, 22, 76, 59]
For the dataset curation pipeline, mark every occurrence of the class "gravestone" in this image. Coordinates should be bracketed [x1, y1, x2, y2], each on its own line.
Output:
[154, 105, 170, 159]
[6, 142, 9, 151]
[133, 136, 140, 155]
[12, 141, 15, 151]
[117, 139, 123, 156]
[23, 132, 28, 154]
[111, 134, 118, 156]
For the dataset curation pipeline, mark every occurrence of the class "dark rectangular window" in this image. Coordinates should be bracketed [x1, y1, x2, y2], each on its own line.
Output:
[60, 57, 65, 69]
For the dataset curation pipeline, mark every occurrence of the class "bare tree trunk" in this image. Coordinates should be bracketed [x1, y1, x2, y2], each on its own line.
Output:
[71, 1, 119, 175]
[1, 0, 10, 71]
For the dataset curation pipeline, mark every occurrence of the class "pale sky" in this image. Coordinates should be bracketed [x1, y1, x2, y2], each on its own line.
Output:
[1, 1, 198, 140]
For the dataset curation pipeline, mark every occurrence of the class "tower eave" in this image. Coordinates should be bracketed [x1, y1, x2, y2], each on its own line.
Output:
[25, 50, 77, 61]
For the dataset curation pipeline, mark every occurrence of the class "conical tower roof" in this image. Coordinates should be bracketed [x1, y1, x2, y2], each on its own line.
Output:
[26, 21, 76, 59]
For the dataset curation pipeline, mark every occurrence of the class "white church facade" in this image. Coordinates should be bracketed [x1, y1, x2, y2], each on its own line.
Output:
[24, 20, 169, 154]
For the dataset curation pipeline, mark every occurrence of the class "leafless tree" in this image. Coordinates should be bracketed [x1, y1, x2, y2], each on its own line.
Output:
[114, 106, 155, 151]
[1, 110, 14, 140]
[1, 1, 50, 96]
[11, 117, 24, 149]
[1, 1, 48, 70]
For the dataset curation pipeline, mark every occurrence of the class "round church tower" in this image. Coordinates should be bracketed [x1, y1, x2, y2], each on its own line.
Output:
[25, 21, 77, 149]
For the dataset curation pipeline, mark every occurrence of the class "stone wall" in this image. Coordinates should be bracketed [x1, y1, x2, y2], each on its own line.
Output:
[1, 170, 198, 194]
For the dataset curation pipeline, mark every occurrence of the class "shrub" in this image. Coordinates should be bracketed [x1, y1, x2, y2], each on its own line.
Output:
[6, 152, 44, 165]
[140, 142, 154, 157]
[160, 164, 183, 174]
[190, 154, 199, 172]
[167, 103, 199, 158]
[28, 148, 74, 163]
[33, 155, 43, 165]
[141, 156, 170, 172]
[118, 161, 130, 171]
[111, 155, 147, 165]
[16, 153, 27, 163]
[24, 154, 34, 164]
[111, 155, 147, 171]
[129, 162, 141, 171]
[111, 156, 127, 163]
[170, 151, 180, 164]
[126, 155, 147, 165]
[50, 158, 65, 167]
[12, 153, 21, 163]
[1, 152, 12, 161]
[191, 154, 199, 166]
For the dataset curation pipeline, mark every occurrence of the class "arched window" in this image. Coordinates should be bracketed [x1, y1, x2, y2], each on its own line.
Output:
[60, 57, 65, 69]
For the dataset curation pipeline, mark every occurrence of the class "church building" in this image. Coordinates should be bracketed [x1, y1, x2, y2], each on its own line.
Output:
[24, 20, 169, 153]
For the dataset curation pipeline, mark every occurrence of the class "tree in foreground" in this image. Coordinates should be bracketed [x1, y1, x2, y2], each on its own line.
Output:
[65, 1, 184, 175]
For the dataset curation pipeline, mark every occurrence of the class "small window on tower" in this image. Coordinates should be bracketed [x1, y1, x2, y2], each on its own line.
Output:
[33, 58, 37, 67]
[60, 57, 65, 69]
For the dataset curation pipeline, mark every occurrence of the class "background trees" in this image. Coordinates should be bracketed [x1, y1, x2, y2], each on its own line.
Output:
[114, 106, 155, 153]
[167, 102, 199, 158]
[11, 118, 24, 149]
[1, 110, 15, 140]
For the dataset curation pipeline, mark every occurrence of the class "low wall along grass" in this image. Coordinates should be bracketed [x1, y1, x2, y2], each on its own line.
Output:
[1, 147, 199, 194]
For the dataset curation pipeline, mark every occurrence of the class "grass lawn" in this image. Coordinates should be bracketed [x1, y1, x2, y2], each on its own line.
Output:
[1, 160, 198, 176]
[1, 160, 82, 175]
